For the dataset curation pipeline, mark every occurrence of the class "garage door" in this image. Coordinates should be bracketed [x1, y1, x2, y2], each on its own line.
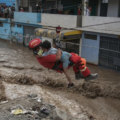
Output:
[23, 26, 41, 46]
[99, 36, 120, 71]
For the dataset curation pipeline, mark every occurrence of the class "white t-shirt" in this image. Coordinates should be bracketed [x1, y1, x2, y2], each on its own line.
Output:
[42, 47, 57, 56]
[86, 9, 90, 16]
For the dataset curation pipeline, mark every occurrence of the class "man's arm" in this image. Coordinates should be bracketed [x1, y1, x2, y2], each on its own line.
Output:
[56, 48, 62, 61]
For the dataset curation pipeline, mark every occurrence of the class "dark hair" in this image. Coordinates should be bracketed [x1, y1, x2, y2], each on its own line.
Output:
[41, 40, 51, 49]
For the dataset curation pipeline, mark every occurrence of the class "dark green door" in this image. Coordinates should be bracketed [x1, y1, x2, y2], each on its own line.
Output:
[89, 0, 98, 16]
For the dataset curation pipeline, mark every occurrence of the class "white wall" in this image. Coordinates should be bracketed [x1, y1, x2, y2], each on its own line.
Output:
[42, 37, 53, 46]
[41, 14, 78, 28]
[107, 0, 119, 17]
[82, 16, 120, 34]
[82, 16, 120, 26]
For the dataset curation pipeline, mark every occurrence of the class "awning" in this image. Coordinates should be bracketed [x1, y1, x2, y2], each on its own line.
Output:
[35, 28, 82, 40]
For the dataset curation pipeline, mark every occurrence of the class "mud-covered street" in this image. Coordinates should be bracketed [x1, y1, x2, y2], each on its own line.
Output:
[0, 40, 120, 120]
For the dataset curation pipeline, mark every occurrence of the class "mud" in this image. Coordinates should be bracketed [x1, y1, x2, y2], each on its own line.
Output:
[0, 79, 6, 101]
[0, 39, 120, 120]
[1, 66, 120, 99]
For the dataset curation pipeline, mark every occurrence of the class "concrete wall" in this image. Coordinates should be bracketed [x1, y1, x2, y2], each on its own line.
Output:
[14, 12, 41, 24]
[0, 21, 23, 43]
[41, 13, 79, 28]
[82, 16, 120, 33]
[107, 0, 119, 17]
[0, 22, 10, 40]
[82, 16, 120, 27]
[11, 25, 23, 43]
[81, 32, 99, 65]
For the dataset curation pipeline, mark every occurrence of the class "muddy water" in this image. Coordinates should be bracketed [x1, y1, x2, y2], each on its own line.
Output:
[0, 39, 120, 120]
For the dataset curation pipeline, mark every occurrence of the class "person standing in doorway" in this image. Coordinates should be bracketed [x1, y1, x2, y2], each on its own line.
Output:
[40, 5, 43, 13]
[86, 7, 89, 16]
[36, 4, 40, 13]
[89, 7, 92, 16]
[54, 6, 58, 14]
[20, 8, 24, 12]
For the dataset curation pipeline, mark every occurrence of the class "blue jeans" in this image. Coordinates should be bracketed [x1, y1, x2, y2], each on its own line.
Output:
[61, 52, 72, 68]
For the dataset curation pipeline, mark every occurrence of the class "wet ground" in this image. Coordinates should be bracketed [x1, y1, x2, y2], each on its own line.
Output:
[0, 39, 120, 120]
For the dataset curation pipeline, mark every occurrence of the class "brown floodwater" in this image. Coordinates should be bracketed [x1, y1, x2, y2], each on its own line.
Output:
[0, 39, 120, 120]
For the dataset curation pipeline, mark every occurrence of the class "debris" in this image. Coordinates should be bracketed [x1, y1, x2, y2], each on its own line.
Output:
[0, 100, 8, 104]
[35, 115, 41, 120]
[48, 104, 56, 109]
[28, 94, 38, 99]
[11, 104, 28, 115]
[36, 97, 42, 103]
[11, 104, 24, 110]
[11, 108, 28, 115]
[40, 107, 50, 115]
[29, 95, 42, 102]
[32, 105, 40, 111]
[11, 108, 38, 115]
[28, 110, 38, 115]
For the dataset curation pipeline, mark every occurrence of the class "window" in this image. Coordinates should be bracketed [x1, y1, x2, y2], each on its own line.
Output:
[17, 24, 22, 28]
[84, 34, 97, 40]
[0, 22, 3, 27]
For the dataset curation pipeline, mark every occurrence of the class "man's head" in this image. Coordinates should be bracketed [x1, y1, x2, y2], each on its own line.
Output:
[41, 40, 51, 52]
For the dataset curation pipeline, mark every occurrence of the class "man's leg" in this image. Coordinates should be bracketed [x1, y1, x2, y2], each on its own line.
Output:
[70, 53, 98, 81]
[73, 65, 84, 80]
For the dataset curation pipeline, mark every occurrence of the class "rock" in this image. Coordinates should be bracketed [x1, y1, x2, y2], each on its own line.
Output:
[37, 112, 47, 118]
[40, 107, 50, 116]
[54, 116, 63, 120]
[35, 115, 41, 120]
[32, 105, 40, 111]
[28, 94, 38, 99]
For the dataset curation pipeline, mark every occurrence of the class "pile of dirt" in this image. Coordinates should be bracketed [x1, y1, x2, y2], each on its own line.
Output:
[4, 75, 38, 85]
[2, 73, 120, 99]
[0, 69, 120, 99]
[0, 95, 84, 120]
